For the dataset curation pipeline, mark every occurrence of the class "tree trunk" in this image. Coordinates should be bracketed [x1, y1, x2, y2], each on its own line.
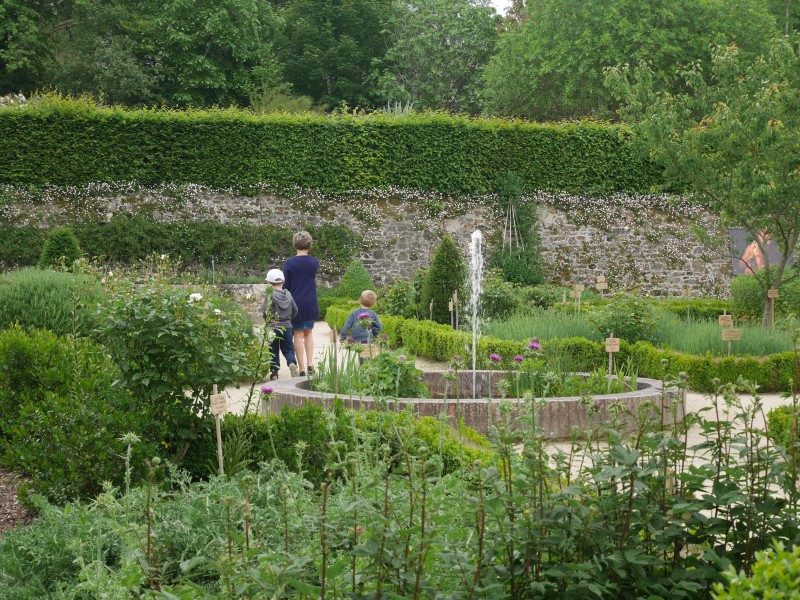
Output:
[762, 230, 799, 327]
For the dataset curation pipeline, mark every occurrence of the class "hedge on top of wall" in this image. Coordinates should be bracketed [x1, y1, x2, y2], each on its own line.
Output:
[0, 96, 661, 194]
[326, 307, 797, 394]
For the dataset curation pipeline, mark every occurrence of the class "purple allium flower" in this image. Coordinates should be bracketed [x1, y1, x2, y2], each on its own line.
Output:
[513, 355, 524, 362]
[452, 355, 462, 362]
[397, 354, 407, 362]
[528, 338, 541, 351]
[358, 312, 371, 320]
[261, 385, 274, 395]
[489, 353, 501, 362]
[592, 399, 602, 411]
[379, 333, 389, 341]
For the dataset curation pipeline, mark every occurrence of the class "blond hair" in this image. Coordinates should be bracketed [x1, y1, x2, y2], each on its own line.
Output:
[360, 290, 377, 307]
[293, 231, 313, 250]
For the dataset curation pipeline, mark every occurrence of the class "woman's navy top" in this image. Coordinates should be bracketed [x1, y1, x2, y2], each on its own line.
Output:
[284, 255, 320, 322]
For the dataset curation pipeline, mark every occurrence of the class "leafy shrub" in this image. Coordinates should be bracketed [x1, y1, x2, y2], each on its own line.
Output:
[0, 268, 104, 336]
[336, 259, 376, 300]
[714, 542, 800, 599]
[38, 227, 81, 269]
[0, 97, 659, 194]
[480, 271, 521, 321]
[182, 403, 491, 485]
[766, 403, 799, 450]
[94, 274, 257, 460]
[658, 297, 733, 320]
[590, 291, 657, 343]
[380, 277, 418, 319]
[0, 224, 46, 270]
[361, 348, 429, 399]
[0, 326, 157, 503]
[731, 269, 800, 324]
[420, 235, 467, 324]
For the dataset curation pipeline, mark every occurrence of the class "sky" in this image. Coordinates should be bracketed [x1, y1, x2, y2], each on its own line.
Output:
[491, 0, 512, 15]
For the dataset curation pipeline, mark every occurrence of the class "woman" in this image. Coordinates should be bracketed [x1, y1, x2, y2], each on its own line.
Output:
[283, 231, 319, 376]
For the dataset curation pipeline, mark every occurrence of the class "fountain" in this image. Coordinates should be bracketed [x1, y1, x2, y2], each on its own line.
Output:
[469, 229, 483, 399]
[266, 230, 681, 436]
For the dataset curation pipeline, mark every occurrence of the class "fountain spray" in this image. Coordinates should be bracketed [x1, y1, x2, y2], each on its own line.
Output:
[469, 230, 484, 399]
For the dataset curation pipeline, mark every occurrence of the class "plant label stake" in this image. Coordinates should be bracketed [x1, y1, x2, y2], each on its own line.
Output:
[718, 313, 733, 327]
[596, 275, 608, 292]
[722, 328, 741, 356]
[453, 290, 459, 330]
[331, 326, 339, 395]
[449, 300, 454, 328]
[684, 286, 690, 320]
[605, 334, 620, 380]
[768, 288, 778, 330]
[429, 300, 433, 321]
[210, 384, 227, 476]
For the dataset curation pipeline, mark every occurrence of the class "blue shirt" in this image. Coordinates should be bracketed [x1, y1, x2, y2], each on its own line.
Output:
[340, 308, 382, 343]
[284, 254, 320, 322]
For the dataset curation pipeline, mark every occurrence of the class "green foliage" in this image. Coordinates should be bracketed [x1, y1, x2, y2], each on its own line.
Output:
[608, 38, 800, 325]
[376, 0, 499, 113]
[37, 226, 81, 269]
[276, 0, 397, 108]
[420, 235, 467, 324]
[659, 296, 734, 320]
[485, 0, 777, 120]
[336, 259, 376, 300]
[0, 268, 104, 336]
[731, 270, 800, 324]
[766, 403, 799, 450]
[327, 306, 797, 392]
[484, 308, 603, 342]
[380, 277, 418, 319]
[0, 326, 157, 503]
[480, 271, 522, 321]
[2, 218, 360, 276]
[714, 542, 800, 599]
[0, 96, 660, 194]
[94, 271, 258, 458]
[590, 291, 657, 343]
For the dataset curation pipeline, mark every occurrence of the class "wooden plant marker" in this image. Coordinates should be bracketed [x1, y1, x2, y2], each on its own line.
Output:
[605, 334, 620, 386]
[718, 313, 733, 328]
[722, 328, 741, 356]
[449, 299, 454, 328]
[453, 291, 459, 330]
[596, 275, 608, 293]
[209, 384, 227, 476]
[429, 299, 434, 321]
[684, 286, 691, 320]
[562, 292, 568, 315]
[574, 286, 584, 316]
[768, 288, 779, 330]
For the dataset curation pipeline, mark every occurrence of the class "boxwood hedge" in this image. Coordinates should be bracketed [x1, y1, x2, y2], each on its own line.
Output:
[326, 307, 796, 393]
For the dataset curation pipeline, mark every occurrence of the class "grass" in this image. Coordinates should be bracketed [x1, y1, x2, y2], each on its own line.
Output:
[487, 308, 794, 357]
[483, 308, 603, 342]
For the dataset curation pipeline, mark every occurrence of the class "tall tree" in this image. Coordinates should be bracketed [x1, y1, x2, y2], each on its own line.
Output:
[606, 38, 800, 326]
[276, 0, 397, 108]
[483, 0, 778, 120]
[376, 0, 499, 113]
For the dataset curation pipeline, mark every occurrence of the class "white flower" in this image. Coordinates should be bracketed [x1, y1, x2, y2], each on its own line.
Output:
[245, 293, 253, 300]
[214, 309, 222, 315]
[160, 254, 167, 260]
[188, 293, 203, 303]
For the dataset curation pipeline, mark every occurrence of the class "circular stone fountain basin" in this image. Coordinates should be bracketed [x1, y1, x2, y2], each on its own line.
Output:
[266, 370, 681, 438]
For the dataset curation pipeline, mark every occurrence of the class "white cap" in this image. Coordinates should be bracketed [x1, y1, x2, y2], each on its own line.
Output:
[266, 269, 284, 283]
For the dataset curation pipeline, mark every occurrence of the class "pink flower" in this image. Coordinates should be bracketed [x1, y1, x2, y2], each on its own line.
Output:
[397, 354, 407, 361]
[513, 355, 524, 362]
[261, 385, 274, 395]
[528, 338, 541, 351]
[358, 312, 371, 320]
[489, 353, 501, 362]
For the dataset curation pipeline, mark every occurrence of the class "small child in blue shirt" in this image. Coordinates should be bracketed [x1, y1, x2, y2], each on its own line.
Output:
[339, 290, 382, 358]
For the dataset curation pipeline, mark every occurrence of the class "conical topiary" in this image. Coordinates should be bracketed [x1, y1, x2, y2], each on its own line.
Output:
[337, 259, 376, 300]
[38, 227, 82, 269]
[420, 235, 467, 324]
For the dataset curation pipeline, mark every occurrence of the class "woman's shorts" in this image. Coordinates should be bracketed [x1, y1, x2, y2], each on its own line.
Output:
[292, 319, 315, 331]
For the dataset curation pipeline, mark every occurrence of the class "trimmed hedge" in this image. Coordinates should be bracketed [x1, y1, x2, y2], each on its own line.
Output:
[327, 307, 796, 393]
[0, 97, 660, 194]
[0, 218, 361, 275]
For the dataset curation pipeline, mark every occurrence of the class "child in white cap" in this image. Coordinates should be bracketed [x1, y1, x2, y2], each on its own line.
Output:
[263, 268, 300, 380]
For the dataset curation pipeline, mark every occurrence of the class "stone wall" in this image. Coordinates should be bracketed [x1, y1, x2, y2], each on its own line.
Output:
[1, 184, 731, 295]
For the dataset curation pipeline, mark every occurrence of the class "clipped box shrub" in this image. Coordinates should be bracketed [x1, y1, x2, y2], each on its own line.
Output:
[38, 227, 81, 269]
[766, 403, 798, 450]
[327, 308, 797, 392]
[336, 259, 376, 300]
[658, 297, 734, 320]
[713, 542, 800, 600]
